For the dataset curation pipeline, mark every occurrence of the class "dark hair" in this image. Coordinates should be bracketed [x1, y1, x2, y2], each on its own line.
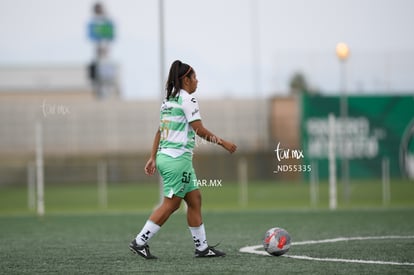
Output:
[93, 2, 104, 15]
[165, 60, 193, 100]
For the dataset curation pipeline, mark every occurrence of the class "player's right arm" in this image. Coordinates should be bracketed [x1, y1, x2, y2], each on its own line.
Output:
[144, 129, 161, 176]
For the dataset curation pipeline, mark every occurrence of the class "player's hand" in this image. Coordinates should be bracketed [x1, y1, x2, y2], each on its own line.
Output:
[221, 140, 237, 154]
[144, 158, 156, 176]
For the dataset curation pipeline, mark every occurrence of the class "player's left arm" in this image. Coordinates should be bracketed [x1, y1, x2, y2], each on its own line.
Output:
[183, 96, 236, 153]
[190, 120, 237, 154]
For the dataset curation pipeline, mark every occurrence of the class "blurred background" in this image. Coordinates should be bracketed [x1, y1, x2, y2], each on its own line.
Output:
[0, 0, 413, 213]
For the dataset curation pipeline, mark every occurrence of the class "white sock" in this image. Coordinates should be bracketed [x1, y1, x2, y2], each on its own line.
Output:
[135, 220, 161, 246]
[189, 223, 208, 251]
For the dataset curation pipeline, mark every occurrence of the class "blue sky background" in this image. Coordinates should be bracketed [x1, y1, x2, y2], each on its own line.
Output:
[0, 0, 413, 100]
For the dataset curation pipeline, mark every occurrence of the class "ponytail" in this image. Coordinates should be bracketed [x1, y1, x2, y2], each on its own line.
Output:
[165, 60, 193, 100]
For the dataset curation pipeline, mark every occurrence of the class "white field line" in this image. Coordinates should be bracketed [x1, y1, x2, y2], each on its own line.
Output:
[239, 236, 414, 266]
[292, 235, 414, 246]
[284, 254, 414, 266]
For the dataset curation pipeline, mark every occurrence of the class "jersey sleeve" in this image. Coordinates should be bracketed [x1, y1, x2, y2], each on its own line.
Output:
[182, 96, 202, 123]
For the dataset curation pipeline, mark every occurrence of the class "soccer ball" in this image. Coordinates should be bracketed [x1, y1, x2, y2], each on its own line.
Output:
[263, 227, 291, 256]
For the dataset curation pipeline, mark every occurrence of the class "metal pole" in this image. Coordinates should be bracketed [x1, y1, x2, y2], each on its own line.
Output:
[158, 0, 165, 205]
[340, 59, 350, 203]
[238, 158, 248, 207]
[328, 114, 337, 210]
[98, 161, 108, 209]
[159, 0, 165, 90]
[35, 121, 45, 216]
[250, 0, 263, 149]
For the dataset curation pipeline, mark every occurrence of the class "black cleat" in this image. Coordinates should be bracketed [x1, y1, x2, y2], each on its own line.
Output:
[195, 244, 226, 257]
[129, 239, 157, 259]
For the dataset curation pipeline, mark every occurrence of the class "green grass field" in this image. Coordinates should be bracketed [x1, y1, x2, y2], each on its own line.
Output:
[1, 180, 414, 274]
[1, 180, 414, 214]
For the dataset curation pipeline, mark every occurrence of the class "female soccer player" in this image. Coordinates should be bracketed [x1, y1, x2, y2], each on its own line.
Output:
[129, 60, 237, 259]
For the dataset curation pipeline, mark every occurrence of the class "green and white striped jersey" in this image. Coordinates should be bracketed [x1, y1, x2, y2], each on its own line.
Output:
[158, 90, 201, 158]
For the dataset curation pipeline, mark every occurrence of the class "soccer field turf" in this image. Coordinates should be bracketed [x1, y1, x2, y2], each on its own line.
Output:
[1, 181, 414, 273]
[1, 209, 414, 274]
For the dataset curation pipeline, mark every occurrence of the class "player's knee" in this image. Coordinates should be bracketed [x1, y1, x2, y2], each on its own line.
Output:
[185, 190, 202, 207]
